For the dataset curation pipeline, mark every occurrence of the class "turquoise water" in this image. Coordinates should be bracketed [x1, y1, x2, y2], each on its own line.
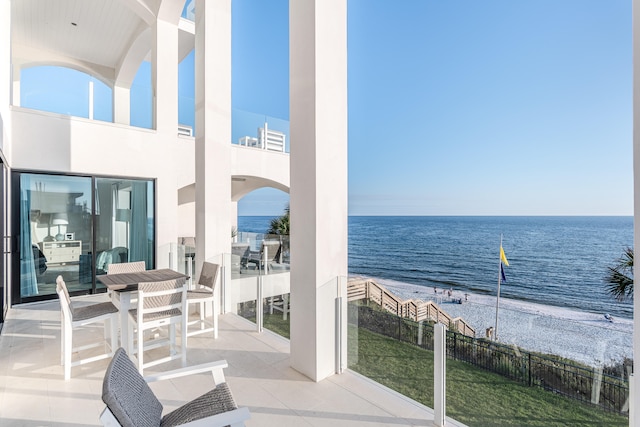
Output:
[238, 216, 634, 319]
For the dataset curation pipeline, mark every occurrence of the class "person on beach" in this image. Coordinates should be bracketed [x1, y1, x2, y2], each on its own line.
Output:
[485, 327, 494, 339]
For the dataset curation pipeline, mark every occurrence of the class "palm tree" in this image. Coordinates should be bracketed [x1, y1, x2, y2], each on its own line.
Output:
[267, 204, 290, 236]
[605, 247, 633, 301]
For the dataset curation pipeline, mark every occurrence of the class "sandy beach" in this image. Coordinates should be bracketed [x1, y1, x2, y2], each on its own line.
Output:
[355, 276, 633, 367]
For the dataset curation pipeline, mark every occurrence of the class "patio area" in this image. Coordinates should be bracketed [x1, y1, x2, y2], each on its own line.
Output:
[0, 295, 466, 427]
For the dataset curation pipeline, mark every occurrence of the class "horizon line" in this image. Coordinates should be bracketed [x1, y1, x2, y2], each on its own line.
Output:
[239, 214, 633, 217]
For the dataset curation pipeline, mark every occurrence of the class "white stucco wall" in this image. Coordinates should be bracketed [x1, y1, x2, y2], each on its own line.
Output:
[0, 0, 10, 155]
[10, 107, 182, 259]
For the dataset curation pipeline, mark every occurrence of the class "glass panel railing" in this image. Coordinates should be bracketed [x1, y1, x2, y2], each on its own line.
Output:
[346, 277, 631, 425]
[233, 233, 289, 278]
[178, 91, 195, 136]
[20, 66, 114, 123]
[348, 302, 436, 407]
[232, 108, 290, 154]
[260, 272, 291, 339]
[162, 244, 292, 336]
[224, 248, 290, 333]
[162, 242, 195, 288]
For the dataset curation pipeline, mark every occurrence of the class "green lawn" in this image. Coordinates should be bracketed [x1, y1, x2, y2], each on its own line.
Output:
[349, 327, 628, 427]
[263, 311, 290, 339]
[254, 308, 628, 426]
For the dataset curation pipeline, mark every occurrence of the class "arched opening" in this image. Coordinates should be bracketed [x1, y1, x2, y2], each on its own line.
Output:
[21, 65, 112, 122]
[130, 61, 152, 129]
[233, 186, 289, 264]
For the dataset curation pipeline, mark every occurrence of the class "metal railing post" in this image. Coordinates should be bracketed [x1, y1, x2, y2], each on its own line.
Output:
[335, 295, 343, 374]
[186, 256, 193, 289]
[256, 275, 263, 333]
[629, 373, 635, 426]
[434, 322, 446, 427]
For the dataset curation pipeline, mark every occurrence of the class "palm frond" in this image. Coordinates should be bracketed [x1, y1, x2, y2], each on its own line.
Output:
[605, 247, 633, 302]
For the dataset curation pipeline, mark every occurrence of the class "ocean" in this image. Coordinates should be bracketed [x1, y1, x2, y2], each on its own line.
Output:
[238, 215, 634, 319]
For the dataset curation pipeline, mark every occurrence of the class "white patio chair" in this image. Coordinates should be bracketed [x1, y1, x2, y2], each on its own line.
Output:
[127, 278, 187, 375]
[107, 260, 146, 274]
[56, 275, 118, 380]
[231, 243, 250, 273]
[107, 261, 145, 305]
[269, 293, 289, 320]
[247, 240, 281, 273]
[100, 348, 250, 427]
[185, 262, 220, 345]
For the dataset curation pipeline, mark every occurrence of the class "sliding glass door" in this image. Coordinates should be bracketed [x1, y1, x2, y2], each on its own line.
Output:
[16, 174, 92, 299]
[94, 178, 155, 290]
[12, 172, 155, 303]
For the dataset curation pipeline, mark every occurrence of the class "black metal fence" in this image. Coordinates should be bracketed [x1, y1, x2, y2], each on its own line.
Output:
[349, 303, 629, 414]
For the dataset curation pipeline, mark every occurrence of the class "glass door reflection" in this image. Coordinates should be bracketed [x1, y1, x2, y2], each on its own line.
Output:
[20, 174, 93, 298]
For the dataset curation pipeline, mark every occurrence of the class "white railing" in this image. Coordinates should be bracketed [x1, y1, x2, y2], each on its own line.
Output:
[178, 124, 193, 137]
[237, 122, 286, 153]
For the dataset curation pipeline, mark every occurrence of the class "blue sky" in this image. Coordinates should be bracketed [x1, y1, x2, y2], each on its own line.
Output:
[21, 0, 633, 217]
[232, 0, 632, 216]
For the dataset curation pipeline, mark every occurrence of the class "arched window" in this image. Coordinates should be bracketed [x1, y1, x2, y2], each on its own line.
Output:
[21, 66, 113, 122]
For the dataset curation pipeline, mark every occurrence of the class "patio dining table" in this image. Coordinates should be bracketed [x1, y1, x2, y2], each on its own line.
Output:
[97, 269, 189, 349]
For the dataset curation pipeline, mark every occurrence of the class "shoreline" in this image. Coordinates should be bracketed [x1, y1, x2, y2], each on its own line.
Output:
[351, 275, 633, 366]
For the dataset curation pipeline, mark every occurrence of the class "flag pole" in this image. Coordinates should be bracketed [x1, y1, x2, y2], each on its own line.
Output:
[494, 234, 503, 341]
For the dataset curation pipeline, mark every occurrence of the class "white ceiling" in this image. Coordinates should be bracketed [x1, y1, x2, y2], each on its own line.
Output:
[11, 0, 194, 81]
[12, 0, 144, 69]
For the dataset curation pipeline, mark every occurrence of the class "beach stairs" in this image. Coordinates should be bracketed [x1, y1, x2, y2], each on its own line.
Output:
[347, 278, 476, 337]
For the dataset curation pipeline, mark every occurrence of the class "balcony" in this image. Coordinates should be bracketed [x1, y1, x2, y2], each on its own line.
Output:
[0, 297, 460, 426]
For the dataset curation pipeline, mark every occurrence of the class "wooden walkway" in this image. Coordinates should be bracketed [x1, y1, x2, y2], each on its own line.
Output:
[347, 278, 476, 337]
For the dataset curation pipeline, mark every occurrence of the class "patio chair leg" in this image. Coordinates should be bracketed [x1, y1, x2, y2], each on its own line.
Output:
[170, 324, 176, 355]
[181, 314, 187, 365]
[60, 313, 65, 366]
[64, 327, 72, 381]
[128, 320, 134, 357]
[283, 295, 289, 321]
[199, 301, 205, 330]
[137, 321, 144, 375]
[213, 299, 219, 340]
[109, 318, 118, 356]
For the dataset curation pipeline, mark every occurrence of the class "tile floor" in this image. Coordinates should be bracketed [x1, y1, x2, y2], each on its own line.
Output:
[0, 296, 467, 427]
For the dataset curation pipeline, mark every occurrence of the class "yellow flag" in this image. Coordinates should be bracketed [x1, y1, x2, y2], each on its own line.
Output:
[500, 246, 509, 266]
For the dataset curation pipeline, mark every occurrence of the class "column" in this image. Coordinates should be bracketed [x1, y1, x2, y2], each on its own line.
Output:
[194, 0, 232, 272]
[113, 84, 130, 125]
[152, 18, 179, 134]
[289, 0, 348, 382]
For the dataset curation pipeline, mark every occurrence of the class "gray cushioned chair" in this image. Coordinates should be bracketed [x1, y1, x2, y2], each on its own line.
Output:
[247, 240, 281, 273]
[100, 348, 250, 427]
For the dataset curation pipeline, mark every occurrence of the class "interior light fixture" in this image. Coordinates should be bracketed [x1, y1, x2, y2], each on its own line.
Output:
[51, 213, 69, 241]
